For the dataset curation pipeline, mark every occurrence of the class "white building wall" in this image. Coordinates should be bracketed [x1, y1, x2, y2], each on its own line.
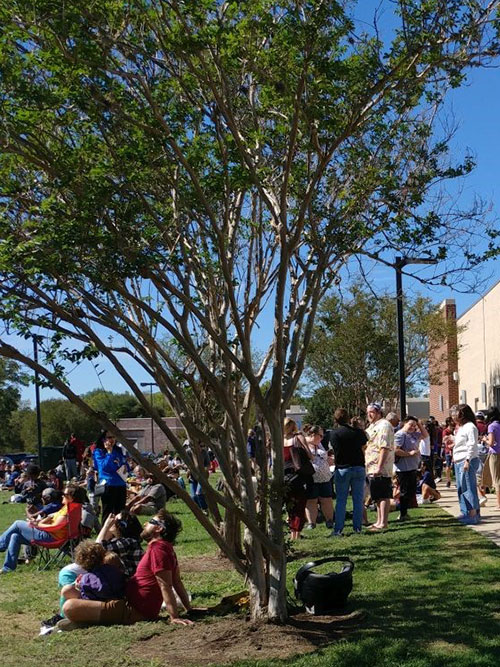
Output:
[457, 280, 500, 411]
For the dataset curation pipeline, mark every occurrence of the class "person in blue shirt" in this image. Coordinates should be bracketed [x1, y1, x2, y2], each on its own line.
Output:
[93, 432, 127, 520]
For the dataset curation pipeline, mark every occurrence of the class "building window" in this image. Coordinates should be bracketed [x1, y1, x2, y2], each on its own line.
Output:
[439, 395, 444, 411]
[495, 386, 500, 408]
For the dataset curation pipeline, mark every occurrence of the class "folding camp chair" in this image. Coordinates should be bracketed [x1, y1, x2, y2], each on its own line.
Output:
[31, 502, 82, 571]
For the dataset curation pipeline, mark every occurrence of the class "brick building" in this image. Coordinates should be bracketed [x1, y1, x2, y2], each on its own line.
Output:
[116, 416, 185, 454]
[428, 299, 459, 422]
[428, 283, 500, 422]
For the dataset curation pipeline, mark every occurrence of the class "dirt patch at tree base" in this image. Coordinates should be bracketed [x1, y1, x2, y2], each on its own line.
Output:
[130, 609, 365, 666]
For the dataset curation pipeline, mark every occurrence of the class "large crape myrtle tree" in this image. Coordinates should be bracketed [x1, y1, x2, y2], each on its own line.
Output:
[0, 1, 499, 621]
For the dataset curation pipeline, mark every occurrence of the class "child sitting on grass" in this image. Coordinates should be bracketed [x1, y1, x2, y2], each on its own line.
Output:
[60, 540, 126, 607]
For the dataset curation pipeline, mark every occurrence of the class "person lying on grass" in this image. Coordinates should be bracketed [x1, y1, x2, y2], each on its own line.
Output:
[60, 509, 200, 629]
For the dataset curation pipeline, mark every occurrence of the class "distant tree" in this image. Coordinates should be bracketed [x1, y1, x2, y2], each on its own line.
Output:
[0, 359, 29, 452]
[305, 285, 458, 415]
[11, 399, 101, 451]
[83, 389, 145, 420]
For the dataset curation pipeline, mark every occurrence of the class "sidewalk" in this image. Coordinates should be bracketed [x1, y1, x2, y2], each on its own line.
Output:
[436, 481, 500, 547]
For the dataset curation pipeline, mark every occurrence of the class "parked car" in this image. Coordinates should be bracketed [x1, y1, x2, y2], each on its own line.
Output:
[1, 453, 39, 466]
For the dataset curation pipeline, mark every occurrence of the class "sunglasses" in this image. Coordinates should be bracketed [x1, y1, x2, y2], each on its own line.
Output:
[148, 518, 165, 528]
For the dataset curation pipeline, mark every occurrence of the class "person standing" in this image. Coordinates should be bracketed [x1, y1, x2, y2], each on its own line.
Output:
[329, 409, 367, 536]
[485, 406, 500, 509]
[62, 436, 78, 481]
[303, 425, 334, 530]
[93, 433, 127, 521]
[451, 404, 480, 525]
[365, 403, 395, 532]
[283, 418, 312, 540]
[394, 417, 426, 522]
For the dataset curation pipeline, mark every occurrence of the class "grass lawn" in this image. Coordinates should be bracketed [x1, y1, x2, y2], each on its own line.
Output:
[0, 488, 499, 666]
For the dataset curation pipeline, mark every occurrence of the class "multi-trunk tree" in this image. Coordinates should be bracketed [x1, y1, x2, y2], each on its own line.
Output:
[0, 1, 499, 620]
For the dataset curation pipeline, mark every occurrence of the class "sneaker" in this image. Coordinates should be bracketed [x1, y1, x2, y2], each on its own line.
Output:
[435, 477, 441, 484]
[396, 514, 410, 522]
[39, 625, 57, 637]
[305, 523, 316, 530]
[446, 481, 451, 488]
[479, 496, 488, 507]
[325, 520, 333, 529]
[329, 532, 344, 538]
[41, 613, 63, 629]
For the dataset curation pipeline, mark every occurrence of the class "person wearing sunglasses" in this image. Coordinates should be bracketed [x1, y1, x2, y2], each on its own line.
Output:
[59, 510, 199, 630]
[0, 484, 79, 574]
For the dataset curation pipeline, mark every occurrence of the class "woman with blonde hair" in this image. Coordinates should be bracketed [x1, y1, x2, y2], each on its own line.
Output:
[303, 425, 334, 530]
[283, 418, 313, 540]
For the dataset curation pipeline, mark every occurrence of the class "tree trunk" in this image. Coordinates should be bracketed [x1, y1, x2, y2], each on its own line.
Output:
[267, 483, 288, 622]
[243, 527, 268, 620]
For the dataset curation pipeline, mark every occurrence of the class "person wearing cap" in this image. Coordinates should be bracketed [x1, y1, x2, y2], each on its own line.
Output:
[365, 403, 395, 532]
[27, 487, 63, 519]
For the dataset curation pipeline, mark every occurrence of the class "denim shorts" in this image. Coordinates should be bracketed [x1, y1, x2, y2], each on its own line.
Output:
[306, 480, 332, 499]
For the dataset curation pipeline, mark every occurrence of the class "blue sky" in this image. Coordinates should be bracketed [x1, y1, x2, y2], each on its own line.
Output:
[17, 8, 500, 405]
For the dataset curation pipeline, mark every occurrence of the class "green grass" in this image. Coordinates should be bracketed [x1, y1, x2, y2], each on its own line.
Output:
[0, 489, 499, 666]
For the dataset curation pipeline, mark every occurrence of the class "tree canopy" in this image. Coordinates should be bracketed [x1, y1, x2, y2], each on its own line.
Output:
[0, 0, 499, 620]
[304, 284, 457, 422]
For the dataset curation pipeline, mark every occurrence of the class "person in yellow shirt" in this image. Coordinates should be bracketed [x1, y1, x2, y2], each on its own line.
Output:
[0, 484, 80, 573]
[365, 403, 395, 532]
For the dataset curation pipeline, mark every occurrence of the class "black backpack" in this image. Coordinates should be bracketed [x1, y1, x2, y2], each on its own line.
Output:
[294, 556, 354, 615]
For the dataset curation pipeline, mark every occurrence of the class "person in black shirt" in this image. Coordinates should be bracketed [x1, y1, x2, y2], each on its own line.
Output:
[329, 408, 368, 536]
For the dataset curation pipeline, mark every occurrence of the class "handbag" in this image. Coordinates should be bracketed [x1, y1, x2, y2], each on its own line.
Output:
[94, 480, 106, 497]
[290, 437, 315, 479]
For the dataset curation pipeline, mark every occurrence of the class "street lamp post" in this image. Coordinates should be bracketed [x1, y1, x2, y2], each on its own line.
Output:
[140, 382, 158, 454]
[395, 256, 437, 419]
[32, 336, 43, 469]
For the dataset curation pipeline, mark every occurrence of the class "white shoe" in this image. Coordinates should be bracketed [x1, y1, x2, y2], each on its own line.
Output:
[435, 477, 441, 483]
[479, 496, 488, 507]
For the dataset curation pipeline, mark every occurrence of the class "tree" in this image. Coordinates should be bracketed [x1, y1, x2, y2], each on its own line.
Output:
[0, 1, 499, 620]
[305, 284, 458, 417]
[10, 398, 102, 451]
[83, 389, 146, 420]
[0, 359, 29, 452]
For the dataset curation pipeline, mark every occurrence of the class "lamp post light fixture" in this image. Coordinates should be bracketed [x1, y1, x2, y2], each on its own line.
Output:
[140, 382, 159, 454]
[395, 256, 437, 418]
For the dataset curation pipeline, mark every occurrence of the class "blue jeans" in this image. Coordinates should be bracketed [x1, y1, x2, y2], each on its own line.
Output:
[64, 459, 78, 481]
[334, 466, 366, 534]
[189, 479, 207, 510]
[0, 520, 55, 572]
[455, 458, 480, 515]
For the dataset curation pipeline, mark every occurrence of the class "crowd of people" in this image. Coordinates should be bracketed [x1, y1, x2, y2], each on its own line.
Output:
[281, 402, 500, 538]
[0, 402, 498, 634]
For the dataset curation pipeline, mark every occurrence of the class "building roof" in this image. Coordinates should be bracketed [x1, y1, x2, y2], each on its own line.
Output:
[457, 278, 500, 322]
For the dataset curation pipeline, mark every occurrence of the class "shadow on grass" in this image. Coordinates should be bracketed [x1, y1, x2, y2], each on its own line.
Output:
[279, 509, 500, 667]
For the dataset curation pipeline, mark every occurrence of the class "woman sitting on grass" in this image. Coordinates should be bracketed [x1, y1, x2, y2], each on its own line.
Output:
[417, 462, 441, 503]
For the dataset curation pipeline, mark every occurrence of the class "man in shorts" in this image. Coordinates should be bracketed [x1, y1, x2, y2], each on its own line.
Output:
[58, 509, 196, 629]
[365, 403, 395, 532]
